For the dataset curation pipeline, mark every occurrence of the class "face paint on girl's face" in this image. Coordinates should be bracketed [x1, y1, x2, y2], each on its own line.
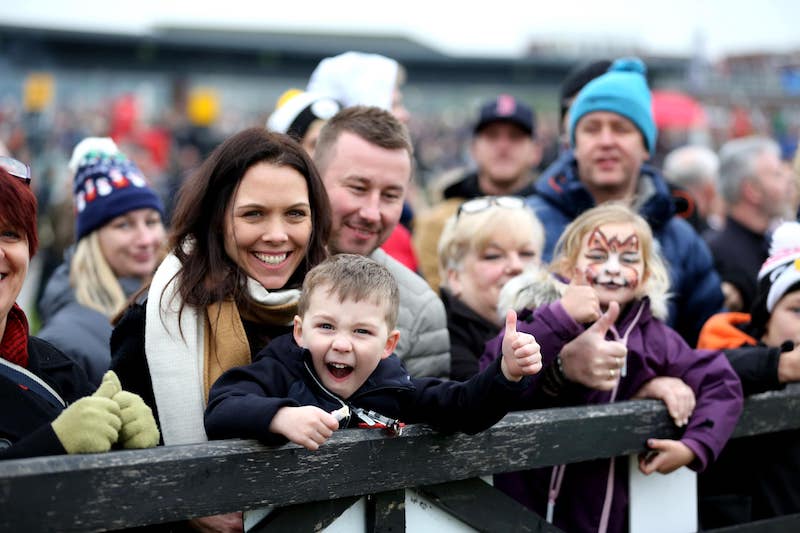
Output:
[574, 222, 645, 307]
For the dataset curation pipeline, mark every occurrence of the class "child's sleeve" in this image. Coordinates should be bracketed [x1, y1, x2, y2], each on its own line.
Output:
[478, 302, 585, 411]
[723, 344, 784, 396]
[479, 301, 583, 371]
[663, 333, 744, 472]
[204, 358, 299, 444]
[402, 357, 530, 434]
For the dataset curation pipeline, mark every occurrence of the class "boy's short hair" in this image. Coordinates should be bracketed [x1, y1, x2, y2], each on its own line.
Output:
[298, 254, 400, 329]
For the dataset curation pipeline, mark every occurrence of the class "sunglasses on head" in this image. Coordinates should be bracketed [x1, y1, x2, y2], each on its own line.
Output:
[456, 196, 525, 218]
[0, 156, 31, 186]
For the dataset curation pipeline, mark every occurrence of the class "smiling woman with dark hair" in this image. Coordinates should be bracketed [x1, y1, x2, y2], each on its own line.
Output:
[110, 129, 331, 530]
[111, 128, 331, 446]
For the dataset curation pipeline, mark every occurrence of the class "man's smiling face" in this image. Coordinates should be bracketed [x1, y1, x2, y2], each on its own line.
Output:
[320, 131, 410, 256]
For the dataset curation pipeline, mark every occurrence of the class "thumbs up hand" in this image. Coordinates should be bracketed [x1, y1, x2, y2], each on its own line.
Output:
[558, 301, 627, 391]
[92, 370, 122, 399]
[561, 268, 601, 323]
[500, 309, 543, 382]
[97, 371, 160, 449]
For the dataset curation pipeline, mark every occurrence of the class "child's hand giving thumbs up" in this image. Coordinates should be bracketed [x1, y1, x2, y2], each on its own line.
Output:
[500, 309, 542, 382]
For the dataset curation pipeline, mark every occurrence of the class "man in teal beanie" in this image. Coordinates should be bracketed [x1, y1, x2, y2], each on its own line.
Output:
[526, 57, 723, 346]
[568, 58, 657, 156]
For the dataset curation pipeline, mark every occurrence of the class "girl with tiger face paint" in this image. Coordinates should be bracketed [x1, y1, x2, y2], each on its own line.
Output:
[483, 204, 743, 533]
[575, 222, 645, 308]
[552, 202, 671, 320]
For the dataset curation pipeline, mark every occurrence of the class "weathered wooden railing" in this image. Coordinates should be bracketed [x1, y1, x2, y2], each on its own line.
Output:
[2, 384, 800, 532]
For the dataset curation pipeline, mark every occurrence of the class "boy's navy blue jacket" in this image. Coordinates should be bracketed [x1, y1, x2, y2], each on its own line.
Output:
[205, 333, 528, 444]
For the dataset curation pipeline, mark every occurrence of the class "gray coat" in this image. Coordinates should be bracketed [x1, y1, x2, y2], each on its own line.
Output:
[36, 252, 141, 386]
[370, 248, 450, 379]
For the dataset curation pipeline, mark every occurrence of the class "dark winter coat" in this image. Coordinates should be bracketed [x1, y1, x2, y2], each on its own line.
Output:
[696, 311, 800, 528]
[205, 333, 527, 444]
[0, 337, 93, 460]
[441, 170, 538, 200]
[703, 216, 770, 314]
[440, 287, 502, 381]
[109, 300, 292, 438]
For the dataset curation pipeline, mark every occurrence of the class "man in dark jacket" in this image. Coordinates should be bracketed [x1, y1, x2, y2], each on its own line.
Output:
[526, 57, 723, 346]
[704, 136, 793, 313]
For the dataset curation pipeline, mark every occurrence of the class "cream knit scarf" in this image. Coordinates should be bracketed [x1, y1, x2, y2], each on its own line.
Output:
[145, 252, 300, 445]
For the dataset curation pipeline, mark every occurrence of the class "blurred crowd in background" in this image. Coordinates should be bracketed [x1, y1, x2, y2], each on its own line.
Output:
[3, 31, 800, 323]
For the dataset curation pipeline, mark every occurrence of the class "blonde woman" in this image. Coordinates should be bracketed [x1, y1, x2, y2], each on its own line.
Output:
[37, 146, 165, 385]
[0, 161, 159, 460]
[438, 196, 544, 380]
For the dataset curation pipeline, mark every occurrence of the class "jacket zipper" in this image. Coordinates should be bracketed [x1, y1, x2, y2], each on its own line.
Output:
[303, 361, 352, 427]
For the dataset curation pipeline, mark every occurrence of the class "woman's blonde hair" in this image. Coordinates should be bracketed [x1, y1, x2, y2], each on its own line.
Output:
[437, 201, 545, 287]
[551, 203, 671, 320]
[70, 232, 130, 319]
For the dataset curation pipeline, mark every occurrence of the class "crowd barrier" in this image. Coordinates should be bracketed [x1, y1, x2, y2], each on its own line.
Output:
[2, 384, 800, 532]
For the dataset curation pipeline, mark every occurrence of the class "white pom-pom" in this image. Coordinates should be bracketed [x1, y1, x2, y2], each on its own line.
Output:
[758, 221, 800, 280]
[769, 221, 800, 256]
[496, 265, 565, 323]
[69, 137, 119, 176]
[331, 405, 350, 422]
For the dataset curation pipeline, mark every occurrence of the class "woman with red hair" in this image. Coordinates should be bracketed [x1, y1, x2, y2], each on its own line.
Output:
[0, 160, 158, 459]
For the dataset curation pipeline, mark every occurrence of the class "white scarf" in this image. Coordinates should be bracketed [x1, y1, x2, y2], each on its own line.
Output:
[145, 251, 300, 445]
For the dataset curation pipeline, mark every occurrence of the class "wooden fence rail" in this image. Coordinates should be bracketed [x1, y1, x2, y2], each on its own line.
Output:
[2, 384, 800, 532]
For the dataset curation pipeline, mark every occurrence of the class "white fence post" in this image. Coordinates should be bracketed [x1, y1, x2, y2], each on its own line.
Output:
[628, 455, 697, 533]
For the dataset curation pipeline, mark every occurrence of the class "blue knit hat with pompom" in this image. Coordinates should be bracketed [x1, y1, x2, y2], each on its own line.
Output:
[73, 150, 164, 241]
[569, 57, 656, 155]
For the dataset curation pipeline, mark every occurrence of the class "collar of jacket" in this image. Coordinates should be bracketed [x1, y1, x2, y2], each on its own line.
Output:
[535, 150, 676, 230]
[298, 345, 416, 404]
[440, 287, 498, 330]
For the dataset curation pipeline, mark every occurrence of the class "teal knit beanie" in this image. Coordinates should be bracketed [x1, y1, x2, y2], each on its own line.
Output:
[569, 57, 656, 155]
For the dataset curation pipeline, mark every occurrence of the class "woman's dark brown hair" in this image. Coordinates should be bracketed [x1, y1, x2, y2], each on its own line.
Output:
[169, 128, 331, 312]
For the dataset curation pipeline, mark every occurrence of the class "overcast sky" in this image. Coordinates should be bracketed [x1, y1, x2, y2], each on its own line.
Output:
[2, 0, 798, 59]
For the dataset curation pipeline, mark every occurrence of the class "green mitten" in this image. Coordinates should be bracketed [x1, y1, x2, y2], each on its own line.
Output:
[113, 390, 160, 449]
[51, 396, 122, 454]
[94, 370, 122, 399]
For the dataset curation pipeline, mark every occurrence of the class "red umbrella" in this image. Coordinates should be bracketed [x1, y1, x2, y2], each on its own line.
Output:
[651, 90, 707, 130]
